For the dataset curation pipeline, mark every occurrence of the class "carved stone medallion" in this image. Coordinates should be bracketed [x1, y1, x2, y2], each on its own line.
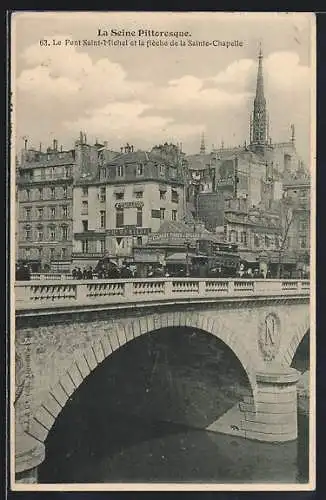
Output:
[15, 352, 25, 404]
[258, 312, 281, 361]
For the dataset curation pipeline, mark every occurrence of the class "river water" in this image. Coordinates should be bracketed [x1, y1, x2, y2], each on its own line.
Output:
[39, 328, 309, 484]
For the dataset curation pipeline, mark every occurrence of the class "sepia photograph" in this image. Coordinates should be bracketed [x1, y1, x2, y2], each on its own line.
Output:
[10, 11, 315, 491]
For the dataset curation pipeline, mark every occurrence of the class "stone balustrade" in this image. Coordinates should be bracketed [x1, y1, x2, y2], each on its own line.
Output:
[15, 278, 310, 313]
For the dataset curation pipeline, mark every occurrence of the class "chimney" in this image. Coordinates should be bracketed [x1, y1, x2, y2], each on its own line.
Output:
[120, 147, 123, 153]
[53, 139, 58, 151]
[39, 143, 42, 152]
[60, 145, 63, 152]
[104, 141, 108, 148]
[24, 138, 27, 150]
[131, 145, 134, 152]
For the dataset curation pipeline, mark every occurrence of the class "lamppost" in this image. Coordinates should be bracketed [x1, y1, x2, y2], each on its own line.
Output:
[185, 238, 191, 277]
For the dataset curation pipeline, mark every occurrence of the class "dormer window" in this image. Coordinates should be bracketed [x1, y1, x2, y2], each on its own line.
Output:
[136, 163, 144, 176]
[117, 165, 124, 177]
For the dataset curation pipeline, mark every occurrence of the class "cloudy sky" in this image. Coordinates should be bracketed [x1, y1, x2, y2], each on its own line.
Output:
[12, 12, 315, 163]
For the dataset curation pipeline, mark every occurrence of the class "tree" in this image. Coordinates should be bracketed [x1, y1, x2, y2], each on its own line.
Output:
[276, 207, 293, 278]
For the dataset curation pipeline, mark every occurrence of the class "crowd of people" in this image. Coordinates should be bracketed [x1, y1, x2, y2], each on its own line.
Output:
[15, 263, 32, 281]
[71, 262, 135, 279]
[15, 260, 309, 281]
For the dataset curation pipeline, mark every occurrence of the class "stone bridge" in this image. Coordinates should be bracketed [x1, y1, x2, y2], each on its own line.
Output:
[13, 277, 310, 483]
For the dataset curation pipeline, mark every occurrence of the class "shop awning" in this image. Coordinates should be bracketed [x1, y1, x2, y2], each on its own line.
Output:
[239, 251, 258, 263]
[166, 252, 197, 264]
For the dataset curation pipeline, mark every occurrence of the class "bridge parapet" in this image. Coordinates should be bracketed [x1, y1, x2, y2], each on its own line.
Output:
[15, 278, 310, 312]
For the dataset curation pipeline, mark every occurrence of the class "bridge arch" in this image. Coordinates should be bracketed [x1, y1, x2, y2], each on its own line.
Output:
[27, 310, 258, 444]
[281, 313, 310, 367]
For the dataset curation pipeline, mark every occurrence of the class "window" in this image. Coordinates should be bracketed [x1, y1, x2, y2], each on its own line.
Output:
[82, 220, 88, 232]
[99, 187, 106, 202]
[49, 227, 56, 241]
[25, 208, 31, 220]
[82, 186, 88, 197]
[254, 234, 260, 247]
[50, 167, 55, 179]
[116, 208, 124, 227]
[63, 187, 67, 199]
[38, 188, 43, 200]
[275, 235, 280, 249]
[61, 248, 67, 259]
[62, 205, 68, 218]
[172, 210, 177, 221]
[117, 165, 124, 177]
[50, 187, 55, 199]
[171, 189, 179, 203]
[37, 227, 44, 241]
[134, 191, 143, 199]
[240, 232, 247, 246]
[50, 207, 55, 219]
[81, 201, 88, 215]
[37, 208, 43, 219]
[62, 226, 68, 241]
[41, 168, 46, 180]
[137, 208, 143, 227]
[299, 218, 308, 232]
[64, 167, 70, 178]
[50, 248, 55, 260]
[38, 248, 43, 259]
[26, 189, 30, 200]
[300, 236, 307, 248]
[82, 240, 89, 253]
[136, 163, 143, 176]
[160, 208, 165, 220]
[230, 230, 237, 243]
[100, 240, 105, 254]
[115, 192, 124, 200]
[25, 227, 31, 241]
[170, 167, 177, 179]
[137, 236, 142, 246]
[100, 210, 106, 229]
[159, 164, 165, 176]
[160, 190, 166, 200]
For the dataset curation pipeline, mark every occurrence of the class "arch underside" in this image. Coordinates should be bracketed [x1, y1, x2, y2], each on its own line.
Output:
[281, 313, 310, 367]
[27, 311, 259, 443]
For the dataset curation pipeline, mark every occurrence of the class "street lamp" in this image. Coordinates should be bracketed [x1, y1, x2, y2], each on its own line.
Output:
[185, 238, 191, 277]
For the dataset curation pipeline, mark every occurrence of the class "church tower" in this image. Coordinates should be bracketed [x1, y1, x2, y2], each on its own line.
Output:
[250, 45, 269, 152]
[200, 132, 206, 154]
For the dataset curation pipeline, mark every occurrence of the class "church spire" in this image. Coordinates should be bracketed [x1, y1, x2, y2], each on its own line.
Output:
[200, 132, 206, 154]
[250, 43, 268, 149]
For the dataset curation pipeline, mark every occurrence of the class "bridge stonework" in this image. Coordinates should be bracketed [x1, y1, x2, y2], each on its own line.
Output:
[13, 279, 310, 483]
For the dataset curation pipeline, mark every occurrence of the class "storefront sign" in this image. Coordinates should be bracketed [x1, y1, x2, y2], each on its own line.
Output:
[107, 226, 151, 236]
[148, 232, 198, 242]
[115, 201, 144, 209]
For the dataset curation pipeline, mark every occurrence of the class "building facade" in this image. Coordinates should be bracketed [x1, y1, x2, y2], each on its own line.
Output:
[72, 144, 186, 267]
[281, 163, 310, 275]
[16, 133, 116, 272]
[16, 140, 75, 272]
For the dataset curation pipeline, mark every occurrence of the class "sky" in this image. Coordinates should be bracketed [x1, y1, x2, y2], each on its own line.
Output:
[12, 12, 315, 164]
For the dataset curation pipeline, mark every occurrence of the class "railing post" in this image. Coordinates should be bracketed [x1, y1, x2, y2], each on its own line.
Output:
[198, 280, 206, 296]
[124, 281, 133, 300]
[228, 279, 235, 295]
[165, 279, 173, 297]
[75, 282, 88, 304]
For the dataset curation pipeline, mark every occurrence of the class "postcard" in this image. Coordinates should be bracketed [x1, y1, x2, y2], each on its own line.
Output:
[10, 10, 315, 491]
